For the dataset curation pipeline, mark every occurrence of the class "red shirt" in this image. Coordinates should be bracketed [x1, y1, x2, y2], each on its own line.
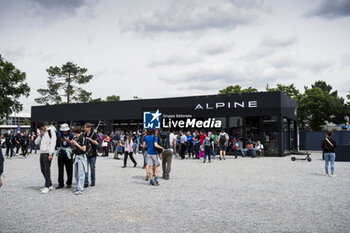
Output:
[200, 134, 206, 145]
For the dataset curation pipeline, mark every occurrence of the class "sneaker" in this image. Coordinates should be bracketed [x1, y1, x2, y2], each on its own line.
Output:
[84, 183, 89, 188]
[326, 174, 330, 177]
[90, 182, 95, 187]
[41, 187, 50, 194]
[150, 181, 159, 186]
[208, 160, 211, 163]
[331, 174, 336, 177]
[49, 186, 54, 191]
[145, 174, 149, 181]
[75, 191, 83, 195]
[134, 163, 137, 167]
[66, 185, 72, 189]
[203, 160, 206, 163]
[55, 185, 64, 189]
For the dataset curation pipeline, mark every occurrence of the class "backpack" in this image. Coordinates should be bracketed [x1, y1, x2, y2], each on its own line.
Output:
[86, 132, 96, 157]
[158, 132, 170, 149]
[152, 135, 163, 154]
[219, 134, 226, 144]
[47, 128, 60, 150]
[204, 137, 211, 146]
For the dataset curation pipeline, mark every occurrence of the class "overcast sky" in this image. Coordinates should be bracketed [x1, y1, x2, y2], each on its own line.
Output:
[1, 0, 350, 114]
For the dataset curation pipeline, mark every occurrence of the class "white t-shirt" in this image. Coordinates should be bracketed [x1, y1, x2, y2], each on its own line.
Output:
[256, 144, 264, 151]
[169, 133, 176, 147]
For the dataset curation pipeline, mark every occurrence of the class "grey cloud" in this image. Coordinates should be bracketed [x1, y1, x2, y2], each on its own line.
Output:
[121, 0, 267, 33]
[26, 0, 98, 17]
[305, 0, 350, 19]
[1, 47, 26, 61]
[242, 47, 276, 60]
[159, 65, 278, 93]
[150, 53, 203, 67]
[198, 40, 234, 55]
[268, 56, 333, 73]
[260, 34, 298, 47]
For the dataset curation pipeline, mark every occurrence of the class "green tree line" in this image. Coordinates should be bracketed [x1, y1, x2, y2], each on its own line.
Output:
[219, 82, 350, 131]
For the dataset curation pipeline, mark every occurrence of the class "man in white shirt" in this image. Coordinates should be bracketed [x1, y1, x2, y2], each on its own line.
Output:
[169, 130, 177, 155]
[179, 131, 187, 159]
[35, 121, 57, 194]
[255, 140, 264, 157]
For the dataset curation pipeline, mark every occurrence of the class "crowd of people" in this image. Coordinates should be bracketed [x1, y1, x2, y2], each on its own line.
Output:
[2, 130, 36, 158]
[0, 123, 338, 191]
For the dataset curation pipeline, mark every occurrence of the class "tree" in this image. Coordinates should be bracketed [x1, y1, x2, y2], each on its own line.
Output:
[90, 95, 120, 103]
[298, 81, 347, 131]
[106, 95, 120, 102]
[218, 85, 258, 95]
[0, 54, 30, 120]
[90, 98, 103, 103]
[266, 83, 301, 101]
[35, 62, 93, 104]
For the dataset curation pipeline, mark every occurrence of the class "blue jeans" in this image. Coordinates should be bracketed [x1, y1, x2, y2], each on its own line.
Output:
[324, 152, 335, 175]
[211, 144, 218, 156]
[85, 156, 96, 185]
[75, 154, 87, 192]
[30, 142, 37, 153]
[142, 149, 148, 167]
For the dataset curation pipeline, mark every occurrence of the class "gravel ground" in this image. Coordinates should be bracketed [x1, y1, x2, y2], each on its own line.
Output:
[0, 149, 349, 233]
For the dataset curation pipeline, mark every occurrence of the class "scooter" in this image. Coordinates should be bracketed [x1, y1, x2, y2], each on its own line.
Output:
[291, 151, 312, 162]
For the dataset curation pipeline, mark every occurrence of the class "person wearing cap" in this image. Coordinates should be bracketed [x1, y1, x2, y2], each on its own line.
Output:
[56, 123, 74, 189]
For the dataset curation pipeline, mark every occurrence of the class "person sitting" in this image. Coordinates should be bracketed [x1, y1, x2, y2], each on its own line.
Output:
[241, 140, 255, 157]
[255, 140, 264, 157]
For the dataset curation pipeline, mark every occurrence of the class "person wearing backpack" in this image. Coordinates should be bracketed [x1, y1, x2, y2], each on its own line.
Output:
[218, 129, 229, 160]
[35, 121, 57, 194]
[203, 132, 214, 163]
[56, 123, 74, 189]
[159, 129, 173, 180]
[84, 123, 99, 187]
[321, 131, 337, 177]
[143, 129, 164, 186]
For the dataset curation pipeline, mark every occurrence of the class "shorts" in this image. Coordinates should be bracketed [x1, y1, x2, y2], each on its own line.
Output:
[219, 144, 227, 151]
[147, 154, 160, 166]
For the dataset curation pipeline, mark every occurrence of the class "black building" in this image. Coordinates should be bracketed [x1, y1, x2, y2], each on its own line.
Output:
[31, 91, 297, 156]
